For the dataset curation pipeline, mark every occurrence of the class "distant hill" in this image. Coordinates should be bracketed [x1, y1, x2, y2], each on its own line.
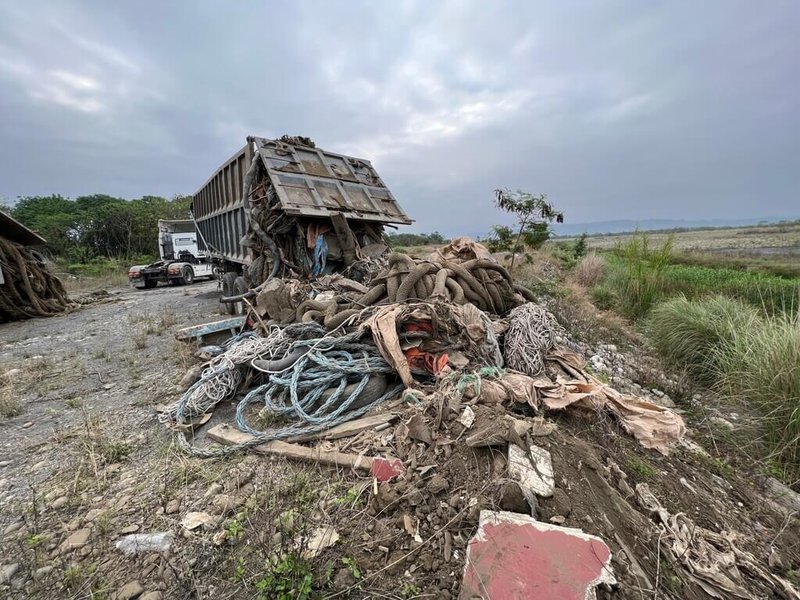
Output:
[551, 216, 800, 237]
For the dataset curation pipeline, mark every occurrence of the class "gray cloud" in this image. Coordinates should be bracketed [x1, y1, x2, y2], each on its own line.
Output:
[0, 0, 798, 234]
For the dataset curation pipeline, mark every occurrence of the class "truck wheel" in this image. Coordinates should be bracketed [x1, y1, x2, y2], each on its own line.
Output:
[143, 279, 157, 289]
[233, 276, 249, 315]
[222, 271, 238, 315]
[182, 266, 195, 285]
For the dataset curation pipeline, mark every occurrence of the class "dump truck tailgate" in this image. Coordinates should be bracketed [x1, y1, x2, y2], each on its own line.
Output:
[252, 136, 411, 225]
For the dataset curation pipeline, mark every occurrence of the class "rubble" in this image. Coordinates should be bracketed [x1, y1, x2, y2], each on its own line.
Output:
[153, 236, 799, 599]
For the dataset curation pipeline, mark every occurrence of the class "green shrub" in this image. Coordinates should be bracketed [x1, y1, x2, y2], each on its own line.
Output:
[647, 296, 760, 384]
[590, 286, 616, 311]
[662, 265, 800, 316]
[606, 233, 674, 319]
[573, 233, 588, 258]
[717, 313, 800, 475]
[386, 231, 447, 247]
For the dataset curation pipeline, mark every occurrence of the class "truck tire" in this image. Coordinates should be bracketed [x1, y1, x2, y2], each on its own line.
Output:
[182, 266, 195, 285]
[143, 278, 157, 289]
[222, 272, 238, 315]
[233, 276, 249, 315]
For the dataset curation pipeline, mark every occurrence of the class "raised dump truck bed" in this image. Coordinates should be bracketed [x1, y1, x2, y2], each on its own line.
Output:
[191, 135, 413, 313]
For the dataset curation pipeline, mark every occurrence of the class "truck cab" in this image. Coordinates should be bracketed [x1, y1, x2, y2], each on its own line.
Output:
[128, 220, 215, 289]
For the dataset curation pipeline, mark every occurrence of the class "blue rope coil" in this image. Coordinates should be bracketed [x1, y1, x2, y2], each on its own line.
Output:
[173, 328, 402, 457]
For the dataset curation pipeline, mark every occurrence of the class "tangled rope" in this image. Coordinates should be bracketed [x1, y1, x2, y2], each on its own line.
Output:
[163, 332, 272, 426]
[171, 327, 402, 457]
[0, 237, 74, 322]
[503, 303, 557, 376]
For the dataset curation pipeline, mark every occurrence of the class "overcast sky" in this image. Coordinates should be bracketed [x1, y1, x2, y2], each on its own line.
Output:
[1, 1, 798, 234]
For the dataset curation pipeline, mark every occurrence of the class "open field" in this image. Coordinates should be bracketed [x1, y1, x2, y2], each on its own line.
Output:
[557, 221, 800, 253]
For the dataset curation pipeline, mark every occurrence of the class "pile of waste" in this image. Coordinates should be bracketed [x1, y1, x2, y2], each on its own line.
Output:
[164, 238, 799, 598]
[0, 236, 74, 322]
[166, 238, 684, 456]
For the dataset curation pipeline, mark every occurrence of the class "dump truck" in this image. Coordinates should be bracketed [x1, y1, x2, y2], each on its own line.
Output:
[127, 220, 215, 289]
[191, 135, 413, 314]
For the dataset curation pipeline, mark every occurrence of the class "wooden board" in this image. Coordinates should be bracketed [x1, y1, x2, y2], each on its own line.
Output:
[174, 316, 246, 341]
[207, 423, 373, 472]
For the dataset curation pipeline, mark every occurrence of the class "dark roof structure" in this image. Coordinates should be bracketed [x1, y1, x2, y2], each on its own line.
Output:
[0, 211, 47, 246]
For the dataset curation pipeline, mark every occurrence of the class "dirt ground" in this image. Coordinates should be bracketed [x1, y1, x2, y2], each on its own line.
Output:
[1, 279, 799, 599]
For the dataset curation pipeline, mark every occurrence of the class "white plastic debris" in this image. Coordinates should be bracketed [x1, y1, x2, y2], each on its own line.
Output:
[458, 406, 476, 429]
[115, 532, 173, 555]
[304, 525, 340, 558]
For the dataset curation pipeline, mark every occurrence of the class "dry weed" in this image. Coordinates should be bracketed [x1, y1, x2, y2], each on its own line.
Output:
[572, 253, 605, 287]
[548, 283, 639, 348]
[0, 372, 23, 418]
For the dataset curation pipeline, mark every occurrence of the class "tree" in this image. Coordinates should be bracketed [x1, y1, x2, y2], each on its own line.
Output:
[490, 189, 563, 268]
[11, 193, 195, 262]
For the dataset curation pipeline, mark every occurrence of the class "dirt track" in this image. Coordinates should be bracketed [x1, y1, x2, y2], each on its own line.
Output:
[0, 281, 220, 467]
[0, 281, 225, 596]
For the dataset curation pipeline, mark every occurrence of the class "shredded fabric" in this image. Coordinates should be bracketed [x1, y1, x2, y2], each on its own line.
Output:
[636, 483, 800, 599]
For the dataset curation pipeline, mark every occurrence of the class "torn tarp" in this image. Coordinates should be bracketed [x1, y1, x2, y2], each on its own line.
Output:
[464, 352, 686, 454]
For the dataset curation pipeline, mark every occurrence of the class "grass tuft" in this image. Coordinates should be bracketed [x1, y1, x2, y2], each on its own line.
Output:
[648, 295, 800, 479]
[647, 296, 760, 385]
[572, 253, 605, 287]
[604, 232, 674, 319]
[717, 312, 800, 474]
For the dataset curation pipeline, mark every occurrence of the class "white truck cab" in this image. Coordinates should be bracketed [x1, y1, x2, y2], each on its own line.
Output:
[128, 220, 215, 289]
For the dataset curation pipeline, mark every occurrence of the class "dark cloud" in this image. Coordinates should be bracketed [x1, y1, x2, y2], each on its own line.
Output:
[1, 1, 798, 234]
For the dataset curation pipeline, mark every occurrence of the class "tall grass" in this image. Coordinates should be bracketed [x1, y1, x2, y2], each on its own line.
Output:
[717, 313, 800, 475]
[604, 233, 674, 319]
[662, 264, 800, 316]
[647, 296, 760, 385]
[647, 295, 800, 480]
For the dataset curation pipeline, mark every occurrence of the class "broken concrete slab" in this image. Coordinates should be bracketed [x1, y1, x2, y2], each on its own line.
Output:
[181, 511, 215, 531]
[508, 442, 554, 504]
[371, 457, 404, 482]
[460, 510, 615, 600]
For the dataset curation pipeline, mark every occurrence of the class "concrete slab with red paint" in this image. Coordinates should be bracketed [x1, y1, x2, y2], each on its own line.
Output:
[460, 510, 616, 599]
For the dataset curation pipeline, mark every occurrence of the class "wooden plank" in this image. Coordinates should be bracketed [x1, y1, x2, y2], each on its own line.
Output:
[207, 424, 373, 472]
[289, 413, 398, 442]
[207, 412, 397, 445]
[174, 316, 246, 341]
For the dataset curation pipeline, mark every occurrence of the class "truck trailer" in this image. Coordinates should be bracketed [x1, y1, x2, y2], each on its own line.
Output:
[128, 219, 215, 289]
[191, 135, 412, 314]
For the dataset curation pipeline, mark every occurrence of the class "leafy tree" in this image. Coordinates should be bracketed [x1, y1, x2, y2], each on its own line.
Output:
[490, 189, 563, 268]
[10, 193, 193, 262]
[386, 231, 448, 247]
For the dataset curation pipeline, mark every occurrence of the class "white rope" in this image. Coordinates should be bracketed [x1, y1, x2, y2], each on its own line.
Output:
[504, 303, 556, 376]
